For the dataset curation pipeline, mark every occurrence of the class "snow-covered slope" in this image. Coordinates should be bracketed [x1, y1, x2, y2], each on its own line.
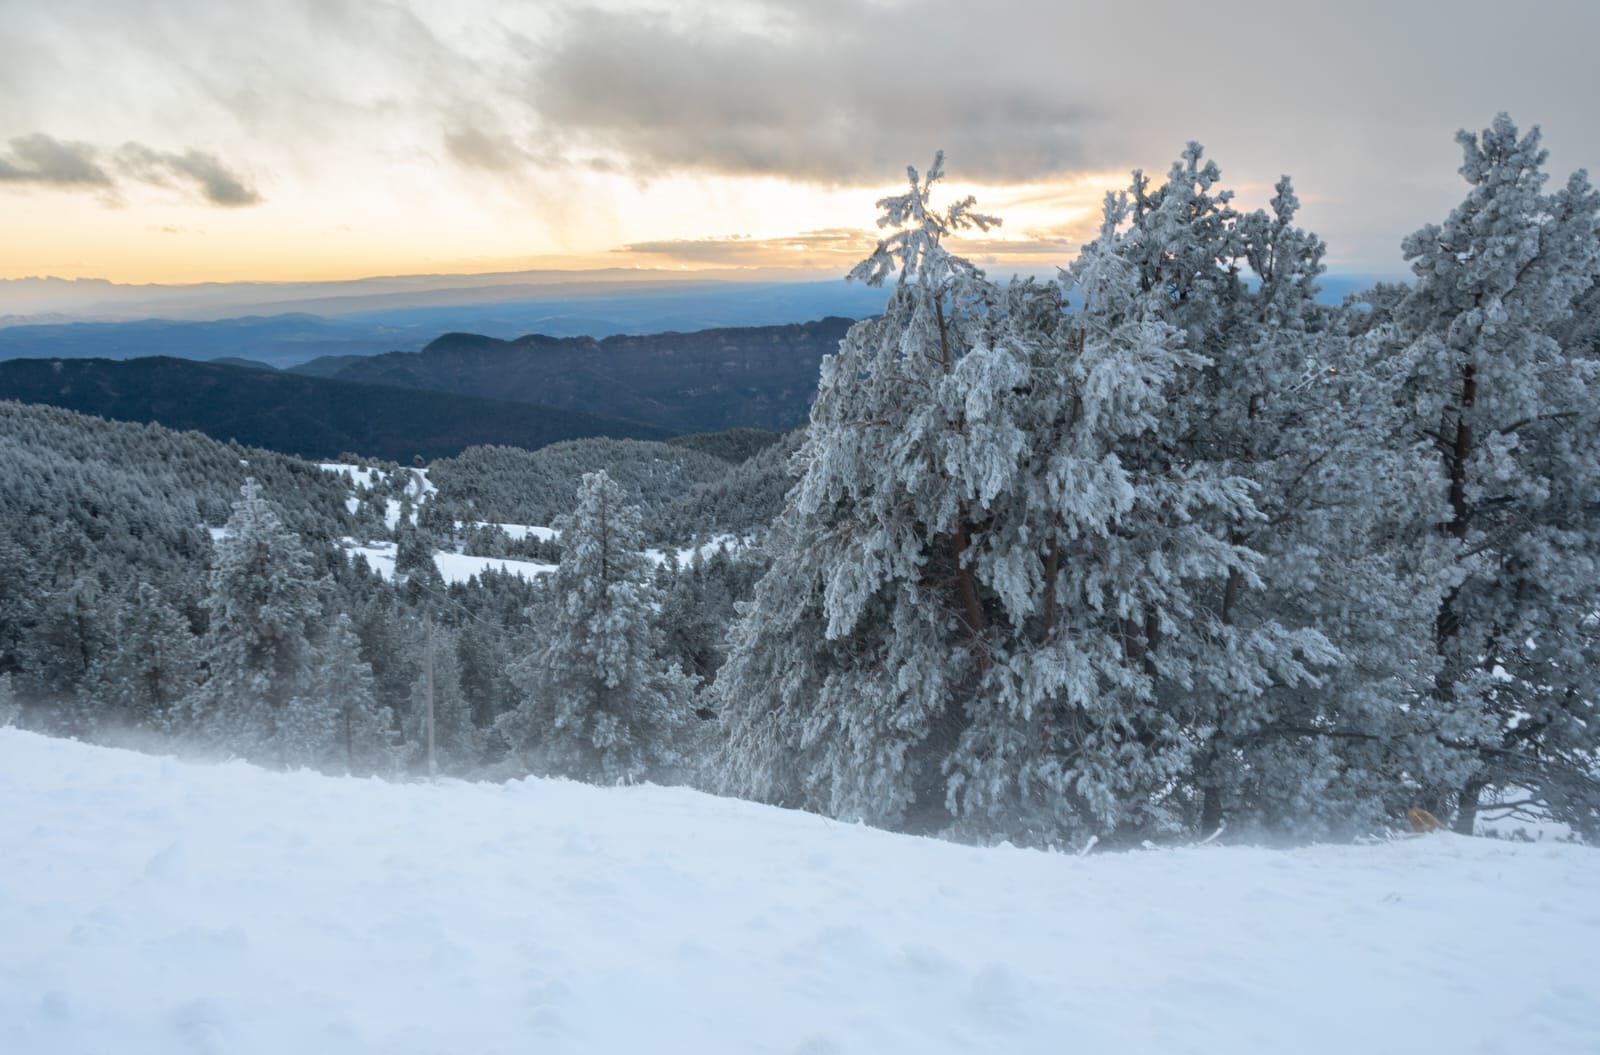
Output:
[320, 462, 433, 529]
[2, 730, 1596, 1055]
[343, 539, 557, 584]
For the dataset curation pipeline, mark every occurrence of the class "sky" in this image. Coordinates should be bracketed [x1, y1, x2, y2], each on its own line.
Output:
[0, 0, 1596, 288]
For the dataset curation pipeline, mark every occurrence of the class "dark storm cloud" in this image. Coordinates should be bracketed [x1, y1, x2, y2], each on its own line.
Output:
[523, 5, 1099, 184]
[0, 134, 113, 187]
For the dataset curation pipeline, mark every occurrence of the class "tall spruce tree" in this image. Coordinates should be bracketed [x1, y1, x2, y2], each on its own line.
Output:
[718, 154, 1374, 846]
[24, 575, 111, 736]
[403, 623, 480, 775]
[1394, 114, 1600, 835]
[181, 479, 326, 762]
[0, 534, 38, 677]
[0, 672, 19, 728]
[1102, 148, 1464, 838]
[83, 583, 201, 733]
[717, 155, 1035, 832]
[498, 470, 693, 783]
[299, 612, 392, 775]
[950, 190, 1339, 845]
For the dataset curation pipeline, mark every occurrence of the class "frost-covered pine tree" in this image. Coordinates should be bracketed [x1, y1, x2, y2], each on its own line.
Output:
[1393, 114, 1600, 835]
[0, 534, 38, 677]
[22, 575, 114, 737]
[181, 479, 326, 762]
[403, 624, 480, 775]
[1103, 149, 1462, 838]
[0, 672, 19, 728]
[292, 612, 392, 775]
[1102, 152, 1334, 835]
[394, 525, 441, 589]
[719, 154, 1362, 845]
[1209, 194, 1466, 838]
[498, 470, 693, 784]
[83, 583, 200, 733]
[716, 155, 1042, 832]
[952, 189, 1341, 844]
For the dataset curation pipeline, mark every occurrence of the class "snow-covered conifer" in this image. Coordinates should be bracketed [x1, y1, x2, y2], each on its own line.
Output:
[300, 613, 393, 775]
[499, 470, 693, 783]
[181, 479, 326, 762]
[1393, 114, 1600, 835]
[84, 583, 200, 732]
[24, 575, 111, 736]
[717, 155, 1044, 831]
[403, 624, 480, 774]
[0, 672, 18, 728]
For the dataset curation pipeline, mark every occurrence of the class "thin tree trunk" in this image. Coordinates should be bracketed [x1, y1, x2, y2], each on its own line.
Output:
[1209, 532, 1248, 835]
[1042, 535, 1060, 637]
[1435, 360, 1479, 819]
[1200, 778, 1224, 836]
[1142, 607, 1161, 680]
[951, 519, 988, 640]
[1453, 778, 1486, 836]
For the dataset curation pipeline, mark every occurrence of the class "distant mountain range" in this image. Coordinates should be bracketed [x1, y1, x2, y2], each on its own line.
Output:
[0, 279, 890, 368]
[0, 268, 817, 321]
[0, 356, 670, 462]
[299, 317, 855, 433]
[0, 269, 1395, 461]
[0, 314, 861, 459]
[0, 314, 411, 370]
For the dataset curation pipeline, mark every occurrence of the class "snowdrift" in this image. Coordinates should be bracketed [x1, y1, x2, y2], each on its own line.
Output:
[1, 729, 1596, 1054]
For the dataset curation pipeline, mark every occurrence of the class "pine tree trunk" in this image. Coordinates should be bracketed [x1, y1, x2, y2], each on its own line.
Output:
[1453, 778, 1486, 836]
[1200, 782, 1224, 836]
[1042, 535, 1060, 636]
[950, 519, 988, 641]
[1433, 360, 1478, 797]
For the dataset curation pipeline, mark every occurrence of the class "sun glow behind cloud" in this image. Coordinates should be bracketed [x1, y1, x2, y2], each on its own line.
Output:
[0, 154, 1122, 284]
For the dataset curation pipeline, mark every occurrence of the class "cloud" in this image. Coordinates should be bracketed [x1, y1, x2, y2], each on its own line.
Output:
[618, 220, 1095, 272]
[521, 4, 1098, 185]
[620, 228, 876, 267]
[443, 126, 531, 174]
[114, 143, 261, 206]
[0, 134, 113, 187]
[3, 0, 1600, 276]
[0, 133, 259, 205]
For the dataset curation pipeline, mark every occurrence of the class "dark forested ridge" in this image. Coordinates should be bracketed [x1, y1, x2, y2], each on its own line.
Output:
[297, 317, 856, 432]
[0, 355, 672, 461]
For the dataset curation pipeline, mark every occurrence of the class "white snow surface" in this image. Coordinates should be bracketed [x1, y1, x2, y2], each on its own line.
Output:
[645, 533, 742, 567]
[2, 731, 1597, 1055]
[319, 463, 433, 529]
[343, 540, 555, 583]
[466, 521, 735, 567]
[318, 463, 386, 491]
[470, 521, 560, 543]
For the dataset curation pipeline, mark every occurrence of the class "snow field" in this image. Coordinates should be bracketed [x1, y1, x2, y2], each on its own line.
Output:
[343, 540, 557, 584]
[469, 520, 742, 568]
[2, 729, 1597, 1055]
[320, 462, 432, 529]
[470, 521, 559, 543]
